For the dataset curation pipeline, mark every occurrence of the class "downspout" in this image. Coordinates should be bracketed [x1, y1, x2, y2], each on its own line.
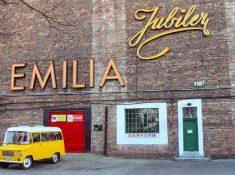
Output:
[103, 106, 108, 156]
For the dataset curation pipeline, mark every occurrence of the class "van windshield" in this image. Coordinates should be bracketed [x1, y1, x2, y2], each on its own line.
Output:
[4, 131, 30, 145]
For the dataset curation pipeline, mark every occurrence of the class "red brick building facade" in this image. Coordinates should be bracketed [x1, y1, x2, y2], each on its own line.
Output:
[0, 0, 234, 159]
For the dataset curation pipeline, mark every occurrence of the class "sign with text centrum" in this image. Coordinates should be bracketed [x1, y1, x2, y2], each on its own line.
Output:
[10, 5, 210, 91]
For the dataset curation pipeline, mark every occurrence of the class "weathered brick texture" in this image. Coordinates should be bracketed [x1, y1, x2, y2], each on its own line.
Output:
[0, 0, 234, 158]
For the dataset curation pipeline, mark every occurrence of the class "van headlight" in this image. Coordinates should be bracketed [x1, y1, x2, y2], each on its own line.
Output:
[17, 151, 22, 157]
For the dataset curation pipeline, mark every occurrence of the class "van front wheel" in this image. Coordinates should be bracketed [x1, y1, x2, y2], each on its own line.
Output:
[21, 156, 33, 170]
[51, 153, 59, 164]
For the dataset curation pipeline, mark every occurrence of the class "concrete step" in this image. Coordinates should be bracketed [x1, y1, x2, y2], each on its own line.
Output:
[174, 155, 211, 161]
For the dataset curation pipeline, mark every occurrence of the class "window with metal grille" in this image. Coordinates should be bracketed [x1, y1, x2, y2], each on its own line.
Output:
[125, 108, 159, 133]
[183, 107, 197, 119]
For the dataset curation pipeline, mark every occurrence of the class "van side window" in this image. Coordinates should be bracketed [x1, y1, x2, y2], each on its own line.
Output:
[32, 133, 40, 143]
[56, 132, 62, 140]
[49, 132, 56, 141]
[41, 133, 50, 142]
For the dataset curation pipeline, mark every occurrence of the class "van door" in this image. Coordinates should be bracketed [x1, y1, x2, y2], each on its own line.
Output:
[41, 133, 53, 158]
[31, 133, 43, 160]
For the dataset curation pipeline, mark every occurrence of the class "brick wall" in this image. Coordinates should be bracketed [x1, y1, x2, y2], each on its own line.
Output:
[0, 0, 234, 158]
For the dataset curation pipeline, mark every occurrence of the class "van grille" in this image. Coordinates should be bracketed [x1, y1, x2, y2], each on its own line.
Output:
[2, 151, 14, 157]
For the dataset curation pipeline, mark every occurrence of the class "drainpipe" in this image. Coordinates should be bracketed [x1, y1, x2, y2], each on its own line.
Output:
[103, 106, 108, 156]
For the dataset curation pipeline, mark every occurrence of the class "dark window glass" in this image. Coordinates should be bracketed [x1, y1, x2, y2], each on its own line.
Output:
[125, 108, 159, 134]
[41, 133, 49, 142]
[56, 132, 62, 140]
[49, 132, 57, 141]
[32, 133, 40, 143]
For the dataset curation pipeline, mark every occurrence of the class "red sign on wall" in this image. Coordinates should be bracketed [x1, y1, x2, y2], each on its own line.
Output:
[128, 133, 157, 138]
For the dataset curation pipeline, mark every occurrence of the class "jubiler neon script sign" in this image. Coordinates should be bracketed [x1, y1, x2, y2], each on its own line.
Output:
[129, 5, 210, 60]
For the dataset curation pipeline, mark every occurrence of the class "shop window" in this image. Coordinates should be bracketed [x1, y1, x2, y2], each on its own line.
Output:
[117, 103, 168, 145]
[125, 108, 159, 133]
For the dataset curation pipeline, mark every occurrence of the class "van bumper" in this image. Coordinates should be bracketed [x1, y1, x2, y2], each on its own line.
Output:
[0, 160, 21, 164]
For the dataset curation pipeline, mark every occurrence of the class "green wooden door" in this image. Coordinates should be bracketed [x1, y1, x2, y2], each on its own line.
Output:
[183, 107, 199, 151]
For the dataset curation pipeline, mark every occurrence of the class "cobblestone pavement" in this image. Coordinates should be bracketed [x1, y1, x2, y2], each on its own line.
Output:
[0, 154, 234, 175]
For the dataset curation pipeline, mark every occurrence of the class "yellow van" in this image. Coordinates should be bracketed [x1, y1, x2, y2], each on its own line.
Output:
[0, 126, 65, 169]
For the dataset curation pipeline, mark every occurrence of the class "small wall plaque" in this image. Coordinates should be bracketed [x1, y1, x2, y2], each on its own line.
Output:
[94, 125, 102, 131]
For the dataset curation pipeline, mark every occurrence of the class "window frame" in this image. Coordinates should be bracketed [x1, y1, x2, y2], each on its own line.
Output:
[117, 103, 168, 145]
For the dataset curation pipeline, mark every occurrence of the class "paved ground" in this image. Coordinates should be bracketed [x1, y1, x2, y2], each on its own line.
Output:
[0, 154, 234, 175]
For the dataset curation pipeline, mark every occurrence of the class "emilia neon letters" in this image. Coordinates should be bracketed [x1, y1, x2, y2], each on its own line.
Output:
[129, 5, 211, 60]
[10, 59, 126, 91]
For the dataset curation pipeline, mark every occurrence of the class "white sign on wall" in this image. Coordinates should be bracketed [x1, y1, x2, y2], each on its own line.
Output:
[67, 115, 74, 122]
[51, 115, 57, 122]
